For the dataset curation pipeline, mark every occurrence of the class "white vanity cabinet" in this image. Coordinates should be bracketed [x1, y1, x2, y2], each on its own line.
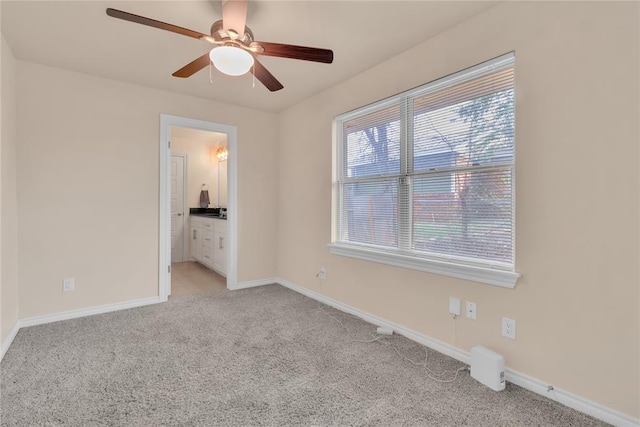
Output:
[190, 216, 204, 261]
[190, 215, 227, 277]
[212, 224, 227, 274]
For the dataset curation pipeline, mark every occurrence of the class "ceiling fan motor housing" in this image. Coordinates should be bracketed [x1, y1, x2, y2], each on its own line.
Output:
[210, 20, 254, 45]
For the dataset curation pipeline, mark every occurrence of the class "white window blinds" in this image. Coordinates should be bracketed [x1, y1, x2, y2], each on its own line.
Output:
[333, 53, 517, 280]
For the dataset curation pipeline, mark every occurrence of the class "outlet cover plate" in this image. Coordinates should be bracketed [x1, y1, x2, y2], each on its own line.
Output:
[449, 297, 461, 316]
[466, 302, 477, 320]
[502, 317, 516, 339]
[63, 277, 75, 292]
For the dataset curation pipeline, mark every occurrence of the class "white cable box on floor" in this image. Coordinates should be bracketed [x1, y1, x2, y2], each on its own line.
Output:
[470, 345, 505, 391]
[376, 326, 393, 335]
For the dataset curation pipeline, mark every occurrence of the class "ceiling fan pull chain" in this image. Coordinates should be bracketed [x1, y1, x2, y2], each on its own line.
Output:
[209, 61, 214, 85]
[252, 63, 256, 88]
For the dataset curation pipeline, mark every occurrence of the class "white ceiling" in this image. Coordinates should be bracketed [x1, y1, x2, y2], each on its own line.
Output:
[1, 1, 497, 113]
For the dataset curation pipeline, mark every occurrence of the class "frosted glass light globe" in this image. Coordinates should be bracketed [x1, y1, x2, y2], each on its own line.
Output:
[210, 46, 254, 76]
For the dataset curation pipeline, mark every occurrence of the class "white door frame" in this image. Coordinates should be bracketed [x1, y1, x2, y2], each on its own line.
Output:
[170, 152, 188, 264]
[159, 114, 238, 301]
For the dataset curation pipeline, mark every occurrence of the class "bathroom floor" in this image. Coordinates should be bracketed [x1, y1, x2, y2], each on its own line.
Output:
[170, 261, 226, 297]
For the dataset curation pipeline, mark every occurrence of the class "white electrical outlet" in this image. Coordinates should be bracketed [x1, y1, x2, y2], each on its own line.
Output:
[63, 277, 75, 292]
[502, 317, 516, 339]
[449, 297, 461, 316]
[319, 268, 326, 280]
[466, 302, 477, 320]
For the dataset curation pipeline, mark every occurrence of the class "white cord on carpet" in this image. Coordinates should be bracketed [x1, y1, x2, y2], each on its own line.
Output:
[316, 300, 469, 383]
[316, 300, 353, 332]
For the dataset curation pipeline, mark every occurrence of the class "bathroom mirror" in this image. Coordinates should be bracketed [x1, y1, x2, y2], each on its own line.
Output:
[218, 150, 228, 207]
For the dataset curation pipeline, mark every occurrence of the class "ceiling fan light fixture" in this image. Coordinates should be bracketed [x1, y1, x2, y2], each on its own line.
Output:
[210, 46, 254, 76]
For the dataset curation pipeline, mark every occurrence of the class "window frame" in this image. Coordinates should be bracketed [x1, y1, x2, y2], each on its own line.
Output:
[329, 53, 520, 288]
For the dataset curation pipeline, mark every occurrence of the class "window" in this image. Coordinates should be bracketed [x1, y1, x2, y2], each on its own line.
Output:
[330, 53, 520, 288]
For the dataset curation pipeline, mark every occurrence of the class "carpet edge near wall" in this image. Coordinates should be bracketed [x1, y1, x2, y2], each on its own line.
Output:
[2, 279, 637, 427]
[273, 277, 638, 427]
[1, 296, 162, 361]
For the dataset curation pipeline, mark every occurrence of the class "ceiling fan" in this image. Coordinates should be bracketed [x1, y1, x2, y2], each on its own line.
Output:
[105, 0, 334, 92]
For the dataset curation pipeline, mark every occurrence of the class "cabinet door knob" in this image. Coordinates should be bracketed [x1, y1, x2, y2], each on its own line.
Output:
[177, 212, 183, 216]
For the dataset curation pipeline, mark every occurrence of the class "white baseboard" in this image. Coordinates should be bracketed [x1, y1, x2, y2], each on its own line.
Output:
[1, 321, 21, 361]
[506, 369, 640, 427]
[274, 277, 640, 427]
[18, 296, 162, 328]
[228, 277, 278, 291]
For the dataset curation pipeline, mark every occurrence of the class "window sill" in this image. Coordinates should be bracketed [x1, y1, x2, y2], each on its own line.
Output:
[327, 243, 520, 289]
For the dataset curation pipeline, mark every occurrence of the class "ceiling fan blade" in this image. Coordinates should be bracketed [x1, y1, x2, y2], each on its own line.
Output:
[253, 42, 333, 64]
[106, 8, 209, 40]
[172, 53, 211, 78]
[222, 0, 248, 38]
[250, 58, 284, 92]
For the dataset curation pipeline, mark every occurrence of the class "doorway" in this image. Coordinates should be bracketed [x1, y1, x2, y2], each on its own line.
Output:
[159, 114, 238, 301]
[170, 127, 228, 297]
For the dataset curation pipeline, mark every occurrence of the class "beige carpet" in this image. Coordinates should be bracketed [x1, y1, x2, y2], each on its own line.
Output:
[1, 285, 607, 426]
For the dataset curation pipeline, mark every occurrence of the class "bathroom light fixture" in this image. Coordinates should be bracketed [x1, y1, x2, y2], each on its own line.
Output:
[209, 46, 254, 76]
[216, 147, 228, 161]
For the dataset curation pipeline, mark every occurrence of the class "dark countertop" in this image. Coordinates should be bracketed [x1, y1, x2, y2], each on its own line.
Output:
[190, 213, 226, 220]
[189, 207, 227, 220]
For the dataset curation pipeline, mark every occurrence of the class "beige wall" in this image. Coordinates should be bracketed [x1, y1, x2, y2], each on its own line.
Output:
[16, 60, 278, 318]
[1, 35, 19, 344]
[2, 0, 638, 421]
[277, 1, 639, 418]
